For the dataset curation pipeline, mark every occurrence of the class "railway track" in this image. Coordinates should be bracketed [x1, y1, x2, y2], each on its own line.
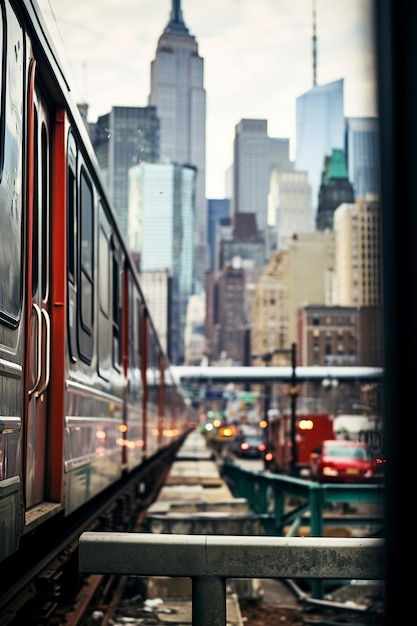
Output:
[0, 443, 180, 626]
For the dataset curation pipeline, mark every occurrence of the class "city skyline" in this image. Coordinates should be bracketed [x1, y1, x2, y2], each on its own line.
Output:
[38, 0, 377, 198]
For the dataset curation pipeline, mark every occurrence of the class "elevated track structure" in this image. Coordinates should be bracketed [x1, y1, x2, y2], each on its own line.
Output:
[172, 365, 383, 385]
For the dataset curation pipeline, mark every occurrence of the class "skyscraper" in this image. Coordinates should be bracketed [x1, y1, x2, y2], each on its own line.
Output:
[128, 161, 196, 364]
[232, 119, 292, 235]
[207, 198, 230, 271]
[268, 170, 311, 252]
[316, 148, 354, 231]
[333, 196, 382, 307]
[149, 0, 207, 293]
[219, 213, 266, 271]
[92, 106, 160, 241]
[295, 78, 345, 224]
[345, 117, 380, 200]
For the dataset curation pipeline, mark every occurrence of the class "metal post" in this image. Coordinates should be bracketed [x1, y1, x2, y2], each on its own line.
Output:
[264, 381, 270, 427]
[192, 575, 226, 626]
[289, 343, 298, 476]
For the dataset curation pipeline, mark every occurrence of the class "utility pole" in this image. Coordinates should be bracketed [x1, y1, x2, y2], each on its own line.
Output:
[289, 342, 298, 476]
[262, 352, 272, 442]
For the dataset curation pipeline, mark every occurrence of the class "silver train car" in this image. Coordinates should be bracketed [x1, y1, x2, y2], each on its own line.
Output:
[0, 0, 192, 562]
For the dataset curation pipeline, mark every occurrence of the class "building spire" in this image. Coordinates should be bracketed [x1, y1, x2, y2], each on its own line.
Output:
[312, 0, 317, 86]
[164, 0, 189, 34]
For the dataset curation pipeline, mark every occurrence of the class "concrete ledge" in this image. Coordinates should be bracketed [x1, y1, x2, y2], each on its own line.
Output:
[79, 532, 384, 580]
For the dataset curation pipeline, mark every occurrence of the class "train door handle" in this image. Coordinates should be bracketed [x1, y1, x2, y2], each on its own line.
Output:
[28, 303, 42, 396]
[36, 308, 51, 398]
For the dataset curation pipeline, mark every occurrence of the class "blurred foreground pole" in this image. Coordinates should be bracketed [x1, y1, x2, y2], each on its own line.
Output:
[374, 1, 417, 624]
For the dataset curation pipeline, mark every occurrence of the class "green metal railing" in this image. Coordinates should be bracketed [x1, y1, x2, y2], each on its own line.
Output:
[221, 461, 385, 599]
[220, 461, 385, 538]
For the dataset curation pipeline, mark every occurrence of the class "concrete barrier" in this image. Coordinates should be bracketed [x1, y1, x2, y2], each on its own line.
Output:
[79, 532, 384, 626]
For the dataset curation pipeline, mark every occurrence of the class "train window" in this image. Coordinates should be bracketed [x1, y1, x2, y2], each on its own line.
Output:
[77, 167, 94, 362]
[147, 326, 157, 403]
[0, 4, 23, 326]
[136, 297, 142, 371]
[128, 277, 136, 379]
[67, 136, 76, 283]
[111, 236, 122, 369]
[99, 223, 109, 317]
[80, 171, 93, 329]
[97, 209, 112, 379]
[80, 170, 93, 286]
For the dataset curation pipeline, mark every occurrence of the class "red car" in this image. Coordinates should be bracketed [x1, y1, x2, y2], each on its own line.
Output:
[309, 440, 381, 483]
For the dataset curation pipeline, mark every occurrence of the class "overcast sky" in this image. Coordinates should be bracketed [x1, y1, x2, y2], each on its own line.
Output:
[37, 0, 377, 198]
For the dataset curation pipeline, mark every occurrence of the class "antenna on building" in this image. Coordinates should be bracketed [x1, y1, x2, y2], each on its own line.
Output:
[312, 0, 317, 87]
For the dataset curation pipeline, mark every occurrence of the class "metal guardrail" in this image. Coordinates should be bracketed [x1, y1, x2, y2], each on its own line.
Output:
[79, 532, 385, 626]
[221, 461, 385, 537]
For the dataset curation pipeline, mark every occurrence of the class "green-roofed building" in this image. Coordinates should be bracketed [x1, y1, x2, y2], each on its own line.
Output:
[322, 148, 349, 182]
[316, 149, 354, 230]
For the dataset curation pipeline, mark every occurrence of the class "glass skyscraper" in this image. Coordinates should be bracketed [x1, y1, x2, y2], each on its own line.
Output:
[128, 162, 196, 364]
[92, 106, 160, 241]
[345, 117, 380, 200]
[295, 78, 345, 225]
[233, 119, 292, 236]
[149, 0, 207, 293]
[207, 198, 230, 271]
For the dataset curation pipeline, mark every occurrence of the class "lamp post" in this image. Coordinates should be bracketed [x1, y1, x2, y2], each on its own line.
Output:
[252, 346, 297, 463]
[322, 376, 339, 414]
[289, 342, 298, 477]
[251, 351, 271, 418]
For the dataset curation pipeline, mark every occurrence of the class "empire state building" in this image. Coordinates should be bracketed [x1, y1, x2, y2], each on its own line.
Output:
[149, 0, 207, 293]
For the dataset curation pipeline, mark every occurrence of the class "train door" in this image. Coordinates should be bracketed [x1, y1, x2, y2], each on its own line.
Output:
[25, 65, 52, 508]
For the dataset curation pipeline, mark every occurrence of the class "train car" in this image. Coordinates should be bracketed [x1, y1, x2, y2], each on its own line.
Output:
[0, 0, 192, 563]
[263, 412, 335, 475]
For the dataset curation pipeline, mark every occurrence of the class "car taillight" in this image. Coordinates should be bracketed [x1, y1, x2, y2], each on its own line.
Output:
[240, 442, 250, 451]
[258, 443, 266, 452]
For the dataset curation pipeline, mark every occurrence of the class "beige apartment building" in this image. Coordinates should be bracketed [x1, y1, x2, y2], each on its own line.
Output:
[333, 195, 382, 306]
[250, 195, 382, 371]
[268, 170, 312, 252]
[250, 252, 290, 365]
[251, 230, 335, 364]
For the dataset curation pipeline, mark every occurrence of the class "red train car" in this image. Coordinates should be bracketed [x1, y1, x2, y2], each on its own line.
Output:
[264, 412, 335, 475]
[0, 0, 192, 564]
